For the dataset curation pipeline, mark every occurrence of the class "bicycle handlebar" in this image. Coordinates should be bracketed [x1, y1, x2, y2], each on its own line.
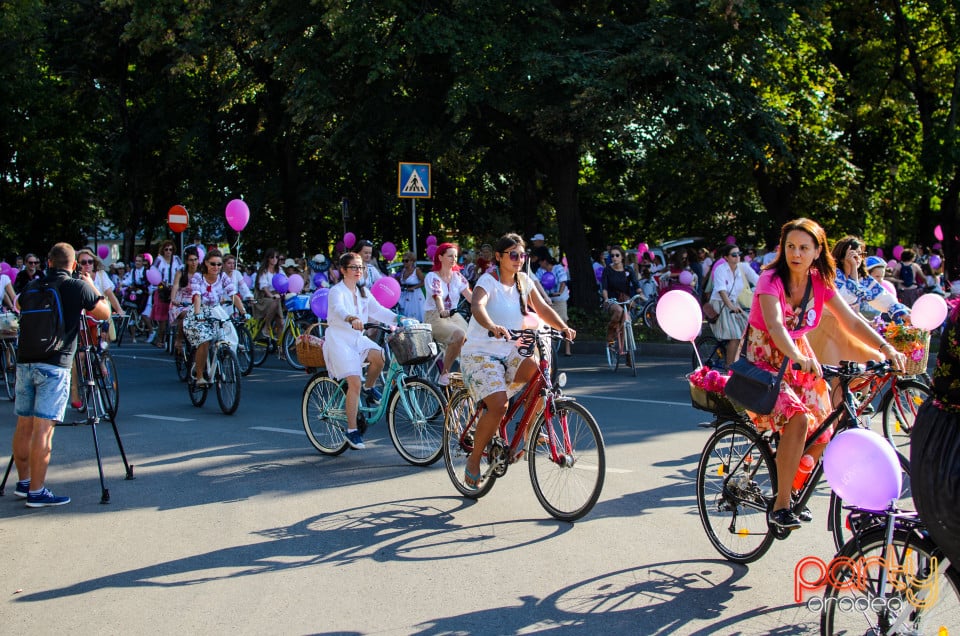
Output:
[792, 359, 897, 379]
[605, 294, 646, 307]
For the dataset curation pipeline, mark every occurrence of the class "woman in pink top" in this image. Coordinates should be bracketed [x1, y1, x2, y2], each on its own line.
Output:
[744, 218, 905, 531]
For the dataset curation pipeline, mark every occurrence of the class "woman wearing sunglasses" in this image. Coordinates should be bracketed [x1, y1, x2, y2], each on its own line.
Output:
[459, 233, 576, 489]
[150, 240, 183, 347]
[183, 249, 247, 386]
[599, 246, 640, 346]
[322, 252, 400, 450]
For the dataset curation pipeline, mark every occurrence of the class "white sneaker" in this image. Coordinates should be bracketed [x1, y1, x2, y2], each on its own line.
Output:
[146, 331, 157, 344]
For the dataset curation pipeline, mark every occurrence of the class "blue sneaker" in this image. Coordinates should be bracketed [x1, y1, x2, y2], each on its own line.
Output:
[362, 386, 382, 405]
[25, 488, 71, 508]
[345, 429, 366, 450]
[14, 480, 30, 499]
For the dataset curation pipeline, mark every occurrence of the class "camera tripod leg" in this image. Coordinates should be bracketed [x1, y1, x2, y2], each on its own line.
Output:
[0, 454, 13, 495]
[105, 413, 134, 480]
[89, 417, 110, 504]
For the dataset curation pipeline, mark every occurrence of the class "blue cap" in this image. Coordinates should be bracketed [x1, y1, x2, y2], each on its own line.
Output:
[865, 256, 885, 271]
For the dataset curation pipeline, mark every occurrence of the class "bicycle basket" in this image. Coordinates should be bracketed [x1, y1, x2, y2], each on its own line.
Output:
[688, 378, 741, 417]
[387, 323, 435, 365]
[296, 324, 326, 368]
[0, 312, 19, 337]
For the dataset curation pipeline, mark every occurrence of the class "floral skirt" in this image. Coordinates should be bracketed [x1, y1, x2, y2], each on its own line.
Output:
[743, 326, 833, 444]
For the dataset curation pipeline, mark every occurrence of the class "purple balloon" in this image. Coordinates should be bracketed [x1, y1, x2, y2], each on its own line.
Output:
[97, 245, 109, 260]
[678, 270, 693, 285]
[313, 272, 327, 288]
[823, 429, 902, 512]
[594, 263, 603, 282]
[146, 268, 162, 286]
[540, 271, 557, 291]
[380, 241, 397, 261]
[310, 288, 329, 320]
[929, 254, 942, 270]
[272, 273, 289, 294]
[242, 274, 253, 288]
[287, 273, 304, 294]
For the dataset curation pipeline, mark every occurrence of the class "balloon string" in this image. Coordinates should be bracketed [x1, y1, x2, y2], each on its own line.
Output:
[233, 234, 242, 261]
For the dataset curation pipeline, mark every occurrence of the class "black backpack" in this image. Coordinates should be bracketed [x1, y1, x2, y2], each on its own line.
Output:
[17, 278, 66, 360]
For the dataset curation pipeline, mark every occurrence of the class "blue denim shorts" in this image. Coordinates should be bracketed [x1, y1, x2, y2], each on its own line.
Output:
[15, 363, 72, 422]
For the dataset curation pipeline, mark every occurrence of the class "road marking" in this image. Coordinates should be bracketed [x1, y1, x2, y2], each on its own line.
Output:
[252, 426, 303, 435]
[134, 414, 195, 422]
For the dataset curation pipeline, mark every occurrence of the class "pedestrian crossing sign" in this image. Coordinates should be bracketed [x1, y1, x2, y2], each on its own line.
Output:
[398, 162, 431, 199]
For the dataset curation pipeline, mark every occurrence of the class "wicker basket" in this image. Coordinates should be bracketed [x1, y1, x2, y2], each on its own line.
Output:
[0, 312, 18, 338]
[890, 329, 931, 376]
[689, 380, 741, 417]
[295, 323, 326, 369]
[387, 323, 435, 366]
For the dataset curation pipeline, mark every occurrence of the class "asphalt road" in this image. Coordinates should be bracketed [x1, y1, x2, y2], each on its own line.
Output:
[1, 340, 844, 634]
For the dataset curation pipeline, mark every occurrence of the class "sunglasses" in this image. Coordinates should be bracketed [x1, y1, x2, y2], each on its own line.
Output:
[163, 247, 173, 251]
[207, 261, 223, 267]
[27, 260, 40, 265]
[79, 259, 94, 265]
[505, 251, 527, 262]
[345, 265, 366, 271]
[729, 252, 741, 257]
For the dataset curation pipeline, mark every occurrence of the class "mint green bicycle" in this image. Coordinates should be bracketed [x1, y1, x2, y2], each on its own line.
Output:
[300, 323, 446, 466]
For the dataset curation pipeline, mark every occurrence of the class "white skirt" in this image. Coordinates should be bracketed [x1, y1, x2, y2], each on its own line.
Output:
[322, 330, 383, 380]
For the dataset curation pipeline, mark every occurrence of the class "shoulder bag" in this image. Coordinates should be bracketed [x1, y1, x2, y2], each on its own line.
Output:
[700, 269, 719, 322]
[736, 266, 755, 309]
[725, 276, 812, 415]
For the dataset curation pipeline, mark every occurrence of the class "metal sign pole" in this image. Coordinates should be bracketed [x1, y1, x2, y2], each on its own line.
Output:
[411, 199, 418, 258]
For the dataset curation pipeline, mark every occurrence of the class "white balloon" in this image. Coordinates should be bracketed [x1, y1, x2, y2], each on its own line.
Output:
[911, 293, 948, 331]
[655, 290, 702, 342]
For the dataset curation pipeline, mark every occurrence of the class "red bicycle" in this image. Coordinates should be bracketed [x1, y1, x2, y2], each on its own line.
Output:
[442, 327, 605, 521]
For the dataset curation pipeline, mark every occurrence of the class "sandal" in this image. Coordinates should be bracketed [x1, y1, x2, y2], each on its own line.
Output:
[463, 467, 481, 491]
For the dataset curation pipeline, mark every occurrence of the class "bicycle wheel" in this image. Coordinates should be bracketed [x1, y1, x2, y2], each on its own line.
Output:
[696, 423, 777, 564]
[301, 373, 349, 455]
[250, 324, 272, 367]
[605, 339, 618, 371]
[624, 321, 637, 377]
[820, 526, 960, 634]
[641, 299, 659, 332]
[187, 375, 208, 407]
[215, 346, 241, 415]
[442, 389, 496, 498]
[387, 377, 445, 466]
[881, 378, 930, 458]
[283, 326, 305, 370]
[828, 450, 913, 551]
[528, 398, 605, 521]
[692, 333, 722, 370]
[174, 341, 191, 382]
[3, 341, 16, 401]
[98, 351, 119, 418]
[235, 324, 254, 376]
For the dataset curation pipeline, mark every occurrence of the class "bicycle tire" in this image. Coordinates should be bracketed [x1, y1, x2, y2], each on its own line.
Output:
[187, 369, 208, 407]
[624, 322, 637, 377]
[174, 341, 191, 382]
[442, 389, 496, 498]
[301, 373, 349, 455]
[820, 526, 960, 634]
[99, 351, 119, 418]
[215, 346, 241, 415]
[3, 341, 16, 401]
[528, 399, 605, 521]
[881, 378, 930, 459]
[250, 326, 272, 367]
[387, 377, 445, 466]
[283, 326, 305, 370]
[235, 324, 254, 376]
[641, 299, 659, 332]
[604, 340, 618, 371]
[696, 422, 777, 564]
[828, 449, 913, 551]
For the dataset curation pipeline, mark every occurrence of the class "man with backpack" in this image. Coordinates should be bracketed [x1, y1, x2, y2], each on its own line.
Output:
[11, 243, 110, 508]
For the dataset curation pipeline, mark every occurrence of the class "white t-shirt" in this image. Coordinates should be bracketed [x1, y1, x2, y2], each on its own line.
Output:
[463, 272, 535, 357]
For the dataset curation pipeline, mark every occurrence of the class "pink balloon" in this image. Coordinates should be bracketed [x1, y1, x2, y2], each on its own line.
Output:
[929, 255, 942, 270]
[371, 276, 401, 308]
[933, 242, 942, 251]
[97, 245, 109, 260]
[380, 242, 397, 261]
[426, 244, 437, 259]
[879, 279, 897, 296]
[743, 255, 753, 263]
[0, 262, 11, 277]
[876, 247, 884, 259]
[426, 235, 437, 246]
[655, 290, 702, 342]
[678, 270, 693, 285]
[287, 273, 304, 294]
[892, 245, 904, 260]
[823, 429, 902, 512]
[225, 199, 250, 232]
[343, 232, 356, 249]
[911, 293, 948, 331]
[934, 224, 944, 241]
[142, 253, 153, 265]
[146, 268, 162, 285]
[521, 312, 541, 330]
[887, 259, 898, 269]
[725, 235, 736, 245]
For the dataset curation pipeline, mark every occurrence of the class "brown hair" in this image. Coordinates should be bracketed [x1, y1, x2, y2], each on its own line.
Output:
[494, 233, 528, 315]
[339, 251, 367, 297]
[766, 218, 836, 288]
[831, 236, 866, 278]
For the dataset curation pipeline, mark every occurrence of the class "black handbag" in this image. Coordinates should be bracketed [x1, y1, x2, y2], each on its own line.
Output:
[725, 276, 812, 415]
